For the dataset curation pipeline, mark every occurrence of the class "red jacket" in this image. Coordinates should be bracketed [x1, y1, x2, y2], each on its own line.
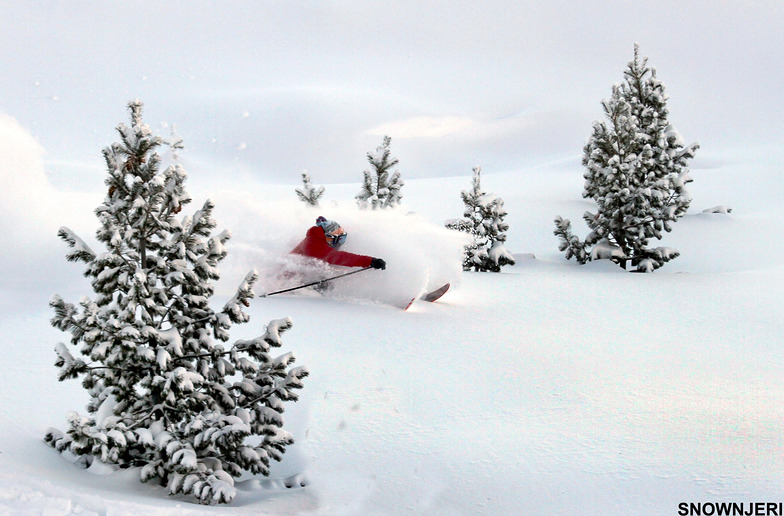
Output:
[290, 226, 373, 268]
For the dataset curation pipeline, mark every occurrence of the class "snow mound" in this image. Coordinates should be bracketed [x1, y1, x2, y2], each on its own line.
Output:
[702, 205, 732, 214]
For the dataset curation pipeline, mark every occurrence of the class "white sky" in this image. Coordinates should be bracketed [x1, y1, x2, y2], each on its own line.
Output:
[1, 1, 782, 188]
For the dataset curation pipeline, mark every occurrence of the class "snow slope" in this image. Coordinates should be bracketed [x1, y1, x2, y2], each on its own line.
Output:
[1, 133, 783, 515]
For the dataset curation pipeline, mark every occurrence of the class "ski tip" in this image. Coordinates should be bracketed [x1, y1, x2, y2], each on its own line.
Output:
[421, 283, 450, 303]
[405, 282, 452, 309]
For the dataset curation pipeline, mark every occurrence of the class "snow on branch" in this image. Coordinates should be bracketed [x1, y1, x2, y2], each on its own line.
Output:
[58, 227, 96, 263]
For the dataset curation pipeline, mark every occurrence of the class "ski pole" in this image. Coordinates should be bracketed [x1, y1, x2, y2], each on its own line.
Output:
[259, 266, 372, 298]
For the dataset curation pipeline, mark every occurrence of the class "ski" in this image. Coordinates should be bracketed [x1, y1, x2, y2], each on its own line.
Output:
[421, 283, 450, 302]
[403, 283, 451, 311]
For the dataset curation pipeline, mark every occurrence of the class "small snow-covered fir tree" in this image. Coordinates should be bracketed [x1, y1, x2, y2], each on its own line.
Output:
[355, 135, 404, 210]
[446, 167, 515, 272]
[295, 171, 324, 207]
[45, 100, 308, 505]
[554, 44, 699, 272]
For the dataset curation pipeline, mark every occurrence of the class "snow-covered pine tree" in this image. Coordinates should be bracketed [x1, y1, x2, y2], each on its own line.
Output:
[45, 100, 308, 505]
[446, 167, 515, 272]
[295, 171, 325, 207]
[554, 44, 698, 272]
[355, 135, 404, 209]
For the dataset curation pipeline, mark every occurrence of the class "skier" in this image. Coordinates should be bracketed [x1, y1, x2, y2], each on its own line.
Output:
[291, 216, 387, 270]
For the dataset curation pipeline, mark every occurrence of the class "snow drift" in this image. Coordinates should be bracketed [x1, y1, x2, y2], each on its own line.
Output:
[2, 115, 784, 515]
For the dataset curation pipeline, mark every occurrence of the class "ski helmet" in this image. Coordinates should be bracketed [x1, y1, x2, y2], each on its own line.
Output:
[316, 216, 347, 248]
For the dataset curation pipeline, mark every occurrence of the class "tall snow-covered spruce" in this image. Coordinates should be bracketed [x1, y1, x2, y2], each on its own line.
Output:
[355, 135, 404, 209]
[446, 166, 515, 272]
[555, 45, 699, 272]
[45, 101, 308, 505]
[295, 171, 325, 207]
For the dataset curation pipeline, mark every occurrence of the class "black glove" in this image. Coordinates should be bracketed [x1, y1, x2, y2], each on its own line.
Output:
[370, 258, 386, 270]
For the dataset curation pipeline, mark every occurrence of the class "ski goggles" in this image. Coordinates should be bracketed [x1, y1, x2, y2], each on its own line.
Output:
[325, 227, 347, 247]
